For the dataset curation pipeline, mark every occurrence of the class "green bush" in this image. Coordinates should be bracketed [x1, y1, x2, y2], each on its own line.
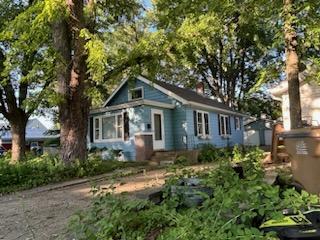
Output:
[174, 155, 188, 166]
[0, 154, 144, 194]
[43, 137, 60, 147]
[69, 148, 319, 240]
[198, 144, 233, 163]
[198, 144, 264, 165]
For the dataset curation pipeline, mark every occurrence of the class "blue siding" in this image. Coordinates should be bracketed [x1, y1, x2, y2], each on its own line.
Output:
[182, 108, 244, 149]
[172, 103, 188, 149]
[107, 79, 173, 106]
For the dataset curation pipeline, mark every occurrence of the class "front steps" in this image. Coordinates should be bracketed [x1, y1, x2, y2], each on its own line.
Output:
[150, 151, 177, 166]
[149, 150, 199, 166]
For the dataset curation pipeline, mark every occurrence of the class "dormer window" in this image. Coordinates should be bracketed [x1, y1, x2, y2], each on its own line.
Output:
[129, 87, 144, 100]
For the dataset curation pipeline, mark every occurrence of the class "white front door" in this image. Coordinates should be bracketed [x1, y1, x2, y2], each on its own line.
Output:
[151, 109, 165, 150]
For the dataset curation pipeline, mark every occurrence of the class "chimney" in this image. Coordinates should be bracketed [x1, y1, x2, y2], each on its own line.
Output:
[196, 82, 204, 95]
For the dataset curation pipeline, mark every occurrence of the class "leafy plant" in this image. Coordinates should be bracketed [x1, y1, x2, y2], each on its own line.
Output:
[69, 147, 319, 239]
[174, 155, 188, 166]
[198, 144, 233, 163]
[0, 154, 145, 194]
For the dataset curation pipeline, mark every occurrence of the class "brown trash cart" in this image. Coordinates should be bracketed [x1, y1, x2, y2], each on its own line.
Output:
[282, 128, 320, 194]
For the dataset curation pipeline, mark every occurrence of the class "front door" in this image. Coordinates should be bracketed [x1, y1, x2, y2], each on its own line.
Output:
[151, 109, 165, 150]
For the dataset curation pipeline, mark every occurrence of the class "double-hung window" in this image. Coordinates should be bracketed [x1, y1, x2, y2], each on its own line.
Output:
[196, 111, 210, 136]
[235, 117, 241, 130]
[94, 118, 100, 140]
[219, 114, 231, 136]
[94, 114, 123, 141]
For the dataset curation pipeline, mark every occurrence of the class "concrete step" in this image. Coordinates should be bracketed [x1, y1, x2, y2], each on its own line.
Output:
[159, 160, 174, 166]
[151, 151, 178, 163]
[154, 152, 177, 157]
[152, 156, 176, 161]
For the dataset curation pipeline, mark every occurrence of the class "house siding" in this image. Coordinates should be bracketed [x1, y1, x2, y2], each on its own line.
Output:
[280, 82, 320, 130]
[107, 79, 173, 106]
[184, 108, 244, 149]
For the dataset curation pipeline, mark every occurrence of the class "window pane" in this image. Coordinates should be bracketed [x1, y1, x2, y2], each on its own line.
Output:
[95, 119, 100, 140]
[117, 115, 123, 138]
[131, 88, 143, 99]
[204, 113, 209, 135]
[221, 116, 225, 135]
[235, 117, 240, 130]
[197, 112, 203, 135]
[226, 116, 230, 134]
[154, 114, 162, 140]
[102, 116, 116, 139]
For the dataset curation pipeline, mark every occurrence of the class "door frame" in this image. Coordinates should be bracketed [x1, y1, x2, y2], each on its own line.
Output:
[151, 109, 165, 150]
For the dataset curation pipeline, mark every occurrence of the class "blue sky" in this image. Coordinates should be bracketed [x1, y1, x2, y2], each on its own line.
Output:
[143, 0, 152, 9]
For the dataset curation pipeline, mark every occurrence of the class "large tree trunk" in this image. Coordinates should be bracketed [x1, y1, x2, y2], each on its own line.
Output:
[53, 0, 89, 164]
[284, 0, 302, 129]
[10, 115, 28, 163]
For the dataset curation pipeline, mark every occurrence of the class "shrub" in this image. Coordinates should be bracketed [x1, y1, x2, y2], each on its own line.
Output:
[69, 148, 319, 239]
[43, 137, 60, 147]
[174, 155, 188, 165]
[198, 144, 233, 163]
[0, 154, 145, 194]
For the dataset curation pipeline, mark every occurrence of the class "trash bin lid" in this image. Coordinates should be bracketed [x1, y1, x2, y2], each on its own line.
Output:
[280, 128, 320, 138]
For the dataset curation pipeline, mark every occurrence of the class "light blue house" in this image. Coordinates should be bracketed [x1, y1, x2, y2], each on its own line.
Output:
[88, 76, 245, 161]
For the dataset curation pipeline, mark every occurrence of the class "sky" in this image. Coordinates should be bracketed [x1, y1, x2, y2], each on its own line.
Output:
[143, 0, 153, 9]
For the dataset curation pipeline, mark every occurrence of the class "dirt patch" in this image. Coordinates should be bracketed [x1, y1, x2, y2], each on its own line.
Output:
[0, 164, 213, 240]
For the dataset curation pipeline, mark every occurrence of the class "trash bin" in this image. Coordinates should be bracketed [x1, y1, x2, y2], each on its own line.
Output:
[282, 128, 320, 194]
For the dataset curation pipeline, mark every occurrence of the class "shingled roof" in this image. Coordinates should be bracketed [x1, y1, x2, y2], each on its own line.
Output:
[155, 80, 238, 113]
[102, 75, 244, 116]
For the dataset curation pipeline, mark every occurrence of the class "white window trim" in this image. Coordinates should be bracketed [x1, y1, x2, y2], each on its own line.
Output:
[93, 113, 125, 143]
[219, 114, 231, 136]
[128, 87, 144, 101]
[235, 117, 241, 131]
[196, 110, 210, 137]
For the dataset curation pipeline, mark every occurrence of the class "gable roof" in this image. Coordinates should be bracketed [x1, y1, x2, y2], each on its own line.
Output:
[1, 118, 54, 141]
[103, 75, 245, 116]
[154, 80, 237, 112]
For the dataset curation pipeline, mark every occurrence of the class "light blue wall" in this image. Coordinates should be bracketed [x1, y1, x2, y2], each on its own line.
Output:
[107, 79, 173, 106]
[182, 108, 244, 149]
[172, 103, 188, 150]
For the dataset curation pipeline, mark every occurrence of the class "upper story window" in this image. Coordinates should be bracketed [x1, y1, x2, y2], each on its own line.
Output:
[235, 117, 241, 130]
[219, 114, 231, 136]
[195, 111, 210, 136]
[129, 87, 144, 100]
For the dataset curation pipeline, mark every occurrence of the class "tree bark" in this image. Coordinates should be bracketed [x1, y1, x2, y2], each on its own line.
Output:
[53, 0, 90, 164]
[284, 0, 302, 129]
[10, 113, 28, 163]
